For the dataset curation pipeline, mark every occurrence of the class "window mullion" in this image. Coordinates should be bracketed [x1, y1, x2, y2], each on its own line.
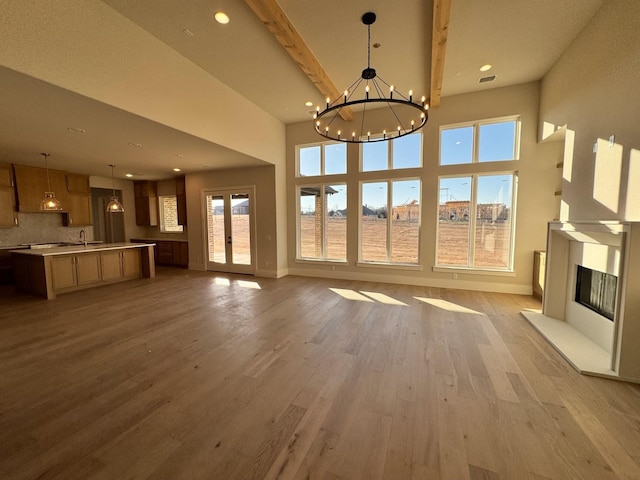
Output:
[469, 175, 477, 267]
[387, 181, 392, 262]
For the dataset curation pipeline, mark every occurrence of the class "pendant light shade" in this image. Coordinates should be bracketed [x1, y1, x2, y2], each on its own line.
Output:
[40, 153, 64, 211]
[106, 164, 125, 213]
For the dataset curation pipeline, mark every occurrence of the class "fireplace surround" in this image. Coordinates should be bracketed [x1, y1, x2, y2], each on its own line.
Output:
[521, 221, 640, 383]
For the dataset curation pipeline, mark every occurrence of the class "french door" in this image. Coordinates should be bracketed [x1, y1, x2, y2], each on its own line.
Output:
[204, 187, 255, 274]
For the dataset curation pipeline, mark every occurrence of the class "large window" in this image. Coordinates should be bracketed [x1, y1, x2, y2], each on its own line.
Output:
[298, 184, 347, 261]
[362, 133, 422, 171]
[159, 195, 183, 233]
[297, 142, 347, 177]
[360, 179, 421, 264]
[437, 174, 516, 270]
[440, 118, 519, 165]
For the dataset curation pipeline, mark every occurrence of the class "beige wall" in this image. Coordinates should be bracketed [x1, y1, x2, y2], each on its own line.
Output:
[539, 0, 640, 221]
[185, 165, 280, 277]
[286, 82, 557, 294]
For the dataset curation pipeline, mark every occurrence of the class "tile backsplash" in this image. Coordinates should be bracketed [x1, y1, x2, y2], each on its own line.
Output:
[0, 213, 94, 247]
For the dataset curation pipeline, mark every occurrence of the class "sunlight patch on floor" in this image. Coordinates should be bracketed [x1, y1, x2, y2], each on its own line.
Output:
[329, 288, 374, 302]
[360, 291, 408, 306]
[237, 280, 261, 289]
[414, 297, 482, 314]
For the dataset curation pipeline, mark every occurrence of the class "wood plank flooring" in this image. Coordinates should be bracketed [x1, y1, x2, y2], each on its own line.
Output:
[1, 268, 640, 479]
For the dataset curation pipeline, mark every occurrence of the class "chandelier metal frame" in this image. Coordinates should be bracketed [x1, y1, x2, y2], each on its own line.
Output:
[313, 12, 428, 143]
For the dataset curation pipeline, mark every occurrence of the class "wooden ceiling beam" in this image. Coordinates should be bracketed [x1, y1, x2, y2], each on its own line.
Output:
[430, 0, 452, 108]
[243, 0, 353, 121]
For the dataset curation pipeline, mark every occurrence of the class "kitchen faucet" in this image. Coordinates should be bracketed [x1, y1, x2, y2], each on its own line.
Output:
[79, 229, 87, 247]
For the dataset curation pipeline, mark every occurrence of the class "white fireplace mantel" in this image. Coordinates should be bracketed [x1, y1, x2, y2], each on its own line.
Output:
[521, 221, 640, 384]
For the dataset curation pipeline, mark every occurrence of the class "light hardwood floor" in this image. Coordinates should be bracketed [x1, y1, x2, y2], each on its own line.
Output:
[1, 268, 640, 480]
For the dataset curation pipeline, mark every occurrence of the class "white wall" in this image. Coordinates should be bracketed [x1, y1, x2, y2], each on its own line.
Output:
[539, 0, 640, 221]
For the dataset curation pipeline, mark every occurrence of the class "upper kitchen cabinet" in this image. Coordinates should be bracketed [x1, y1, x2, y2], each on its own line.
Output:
[0, 163, 18, 228]
[14, 164, 67, 213]
[66, 173, 90, 194]
[176, 176, 187, 226]
[134, 180, 158, 226]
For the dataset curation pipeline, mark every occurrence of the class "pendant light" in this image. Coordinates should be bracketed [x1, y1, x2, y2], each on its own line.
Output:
[40, 153, 63, 211]
[106, 164, 125, 213]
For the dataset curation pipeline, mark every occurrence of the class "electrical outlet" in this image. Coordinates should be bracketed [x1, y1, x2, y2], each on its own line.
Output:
[452, 273, 458, 280]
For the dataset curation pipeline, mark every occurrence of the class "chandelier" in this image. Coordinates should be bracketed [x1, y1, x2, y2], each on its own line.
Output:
[313, 12, 428, 143]
[106, 164, 125, 213]
[40, 153, 63, 211]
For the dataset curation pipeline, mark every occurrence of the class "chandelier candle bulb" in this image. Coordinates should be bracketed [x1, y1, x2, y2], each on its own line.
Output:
[344, 90, 348, 103]
[365, 85, 369, 99]
[421, 96, 426, 106]
[409, 90, 413, 102]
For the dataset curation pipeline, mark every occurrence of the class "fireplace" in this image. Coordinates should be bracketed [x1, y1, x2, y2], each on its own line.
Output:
[521, 221, 640, 384]
[575, 265, 617, 321]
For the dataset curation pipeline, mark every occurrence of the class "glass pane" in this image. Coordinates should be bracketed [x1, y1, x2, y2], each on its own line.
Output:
[440, 126, 473, 165]
[299, 186, 320, 258]
[160, 196, 183, 232]
[392, 133, 422, 169]
[437, 177, 471, 266]
[325, 185, 347, 260]
[391, 180, 420, 263]
[479, 121, 517, 162]
[207, 195, 225, 264]
[299, 146, 321, 177]
[362, 141, 388, 171]
[231, 193, 251, 265]
[361, 182, 388, 261]
[474, 175, 513, 269]
[325, 143, 347, 175]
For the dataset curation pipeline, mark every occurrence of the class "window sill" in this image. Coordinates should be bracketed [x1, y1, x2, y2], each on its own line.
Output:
[295, 258, 349, 266]
[356, 261, 423, 271]
[432, 266, 515, 277]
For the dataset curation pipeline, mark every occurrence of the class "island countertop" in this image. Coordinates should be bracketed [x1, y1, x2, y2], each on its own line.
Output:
[10, 242, 156, 257]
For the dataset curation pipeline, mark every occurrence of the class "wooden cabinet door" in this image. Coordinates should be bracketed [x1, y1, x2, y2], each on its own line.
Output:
[122, 249, 141, 278]
[0, 163, 14, 188]
[14, 165, 67, 212]
[176, 176, 187, 226]
[66, 173, 90, 193]
[101, 251, 123, 281]
[0, 188, 17, 227]
[63, 194, 92, 226]
[50, 257, 76, 290]
[75, 253, 101, 285]
[173, 241, 189, 267]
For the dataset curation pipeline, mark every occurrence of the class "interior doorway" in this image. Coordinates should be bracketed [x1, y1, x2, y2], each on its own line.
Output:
[91, 188, 125, 243]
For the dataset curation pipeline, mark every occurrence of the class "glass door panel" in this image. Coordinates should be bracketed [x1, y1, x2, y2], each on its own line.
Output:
[231, 193, 251, 265]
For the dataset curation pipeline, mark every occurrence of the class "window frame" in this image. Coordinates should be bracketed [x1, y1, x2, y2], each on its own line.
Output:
[295, 182, 348, 263]
[434, 171, 517, 273]
[439, 116, 521, 166]
[158, 195, 184, 233]
[360, 132, 423, 172]
[358, 177, 422, 267]
[296, 141, 347, 177]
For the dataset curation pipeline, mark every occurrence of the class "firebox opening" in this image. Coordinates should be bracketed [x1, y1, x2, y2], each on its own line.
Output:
[575, 265, 617, 322]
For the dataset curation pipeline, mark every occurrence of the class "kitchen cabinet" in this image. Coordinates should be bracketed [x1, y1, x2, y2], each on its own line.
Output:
[176, 176, 187, 226]
[12, 243, 155, 299]
[14, 164, 67, 213]
[0, 164, 17, 228]
[66, 173, 90, 193]
[101, 249, 141, 281]
[131, 238, 188, 268]
[50, 253, 102, 291]
[62, 193, 92, 226]
[134, 180, 158, 226]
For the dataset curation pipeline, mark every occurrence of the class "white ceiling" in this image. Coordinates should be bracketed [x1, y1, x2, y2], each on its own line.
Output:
[0, 0, 602, 180]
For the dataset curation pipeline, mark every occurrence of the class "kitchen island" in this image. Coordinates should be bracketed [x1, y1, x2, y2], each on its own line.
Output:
[11, 242, 155, 299]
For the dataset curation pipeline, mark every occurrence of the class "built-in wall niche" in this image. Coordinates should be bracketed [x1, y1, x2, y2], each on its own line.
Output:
[521, 221, 640, 384]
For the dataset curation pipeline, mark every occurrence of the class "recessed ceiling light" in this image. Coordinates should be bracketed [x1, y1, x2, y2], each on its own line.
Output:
[304, 101, 313, 107]
[182, 28, 195, 37]
[67, 127, 86, 133]
[214, 11, 230, 24]
[128, 142, 142, 148]
[173, 153, 184, 158]
[125, 173, 133, 178]
[173, 168, 181, 172]
[480, 64, 492, 72]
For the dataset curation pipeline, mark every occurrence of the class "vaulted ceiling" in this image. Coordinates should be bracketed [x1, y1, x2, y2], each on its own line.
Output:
[0, 0, 602, 180]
